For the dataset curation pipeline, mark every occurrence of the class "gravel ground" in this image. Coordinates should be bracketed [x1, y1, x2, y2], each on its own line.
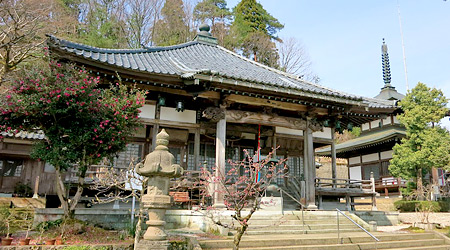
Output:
[376, 212, 450, 232]
[398, 212, 450, 227]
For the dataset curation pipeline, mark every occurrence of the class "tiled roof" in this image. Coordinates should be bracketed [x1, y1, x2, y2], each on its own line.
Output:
[47, 35, 397, 109]
[1, 130, 45, 140]
[316, 127, 405, 156]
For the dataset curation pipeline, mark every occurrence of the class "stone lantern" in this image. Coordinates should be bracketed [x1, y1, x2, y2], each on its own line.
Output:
[136, 129, 183, 249]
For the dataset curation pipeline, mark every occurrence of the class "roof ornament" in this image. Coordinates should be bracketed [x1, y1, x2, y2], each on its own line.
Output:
[375, 39, 405, 101]
[193, 23, 218, 46]
[381, 38, 392, 87]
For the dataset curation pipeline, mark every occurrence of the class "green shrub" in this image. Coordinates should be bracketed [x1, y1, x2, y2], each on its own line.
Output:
[14, 182, 33, 197]
[35, 219, 63, 231]
[394, 200, 449, 212]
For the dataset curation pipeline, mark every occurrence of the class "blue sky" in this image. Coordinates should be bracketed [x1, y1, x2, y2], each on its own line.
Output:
[226, 0, 450, 129]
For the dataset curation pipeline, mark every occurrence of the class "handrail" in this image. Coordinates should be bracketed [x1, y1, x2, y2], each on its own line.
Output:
[279, 188, 306, 234]
[336, 208, 379, 249]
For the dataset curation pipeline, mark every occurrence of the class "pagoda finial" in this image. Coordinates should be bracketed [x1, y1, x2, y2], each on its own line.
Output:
[381, 38, 392, 87]
[193, 23, 218, 45]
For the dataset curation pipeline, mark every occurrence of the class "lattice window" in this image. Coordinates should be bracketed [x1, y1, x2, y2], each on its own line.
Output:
[0, 159, 23, 177]
[113, 143, 144, 169]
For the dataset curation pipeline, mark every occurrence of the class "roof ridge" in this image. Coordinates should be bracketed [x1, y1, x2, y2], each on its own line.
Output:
[46, 34, 200, 54]
[363, 96, 397, 106]
[216, 45, 362, 101]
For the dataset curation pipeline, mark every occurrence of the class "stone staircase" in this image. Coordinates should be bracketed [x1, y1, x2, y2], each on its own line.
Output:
[199, 211, 450, 250]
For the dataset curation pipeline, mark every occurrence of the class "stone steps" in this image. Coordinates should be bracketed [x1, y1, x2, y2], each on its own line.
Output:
[242, 228, 359, 235]
[200, 233, 448, 250]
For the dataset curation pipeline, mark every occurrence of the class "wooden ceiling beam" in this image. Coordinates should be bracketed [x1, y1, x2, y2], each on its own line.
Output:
[225, 94, 308, 112]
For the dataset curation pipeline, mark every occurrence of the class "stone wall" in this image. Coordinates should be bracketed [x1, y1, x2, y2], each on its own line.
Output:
[35, 208, 132, 230]
[34, 208, 215, 232]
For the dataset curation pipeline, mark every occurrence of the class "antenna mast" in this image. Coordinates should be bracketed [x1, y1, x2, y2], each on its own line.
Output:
[397, 0, 409, 91]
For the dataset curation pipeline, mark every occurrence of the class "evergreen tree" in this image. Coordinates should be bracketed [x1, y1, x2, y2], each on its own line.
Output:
[153, 0, 190, 46]
[193, 0, 231, 46]
[75, 0, 128, 48]
[229, 0, 283, 67]
[389, 83, 450, 198]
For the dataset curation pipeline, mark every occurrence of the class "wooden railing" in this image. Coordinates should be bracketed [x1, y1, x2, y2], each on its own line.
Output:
[375, 177, 406, 187]
[315, 177, 374, 192]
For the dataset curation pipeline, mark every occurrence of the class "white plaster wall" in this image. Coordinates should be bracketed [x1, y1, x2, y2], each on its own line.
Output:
[362, 153, 379, 163]
[313, 127, 332, 139]
[349, 156, 361, 165]
[349, 166, 362, 180]
[393, 116, 400, 124]
[371, 119, 380, 129]
[383, 117, 391, 126]
[275, 127, 303, 136]
[362, 123, 370, 131]
[160, 107, 196, 123]
[139, 104, 155, 119]
[380, 150, 393, 160]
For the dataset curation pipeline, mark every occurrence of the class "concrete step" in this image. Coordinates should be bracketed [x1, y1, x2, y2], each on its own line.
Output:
[199, 233, 438, 249]
[383, 245, 450, 250]
[245, 224, 359, 231]
[226, 219, 355, 226]
[207, 239, 446, 250]
[240, 228, 359, 235]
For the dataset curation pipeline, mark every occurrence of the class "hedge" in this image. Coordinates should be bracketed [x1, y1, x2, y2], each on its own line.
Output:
[394, 200, 450, 212]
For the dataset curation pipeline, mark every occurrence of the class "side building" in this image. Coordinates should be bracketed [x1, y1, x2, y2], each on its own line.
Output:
[317, 39, 406, 196]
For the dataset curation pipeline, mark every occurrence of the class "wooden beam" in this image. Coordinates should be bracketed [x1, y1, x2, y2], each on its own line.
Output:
[225, 110, 319, 131]
[139, 118, 200, 129]
[136, 84, 220, 99]
[225, 94, 308, 112]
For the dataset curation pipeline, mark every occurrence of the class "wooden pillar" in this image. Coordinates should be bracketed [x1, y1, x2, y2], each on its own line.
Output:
[151, 104, 161, 151]
[193, 128, 201, 171]
[345, 195, 351, 211]
[304, 119, 317, 210]
[331, 125, 337, 188]
[143, 125, 151, 155]
[272, 132, 277, 157]
[371, 194, 377, 211]
[214, 114, 226, 207]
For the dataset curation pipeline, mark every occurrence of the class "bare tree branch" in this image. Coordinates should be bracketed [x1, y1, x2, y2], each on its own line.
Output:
[277, 37, 319, 83]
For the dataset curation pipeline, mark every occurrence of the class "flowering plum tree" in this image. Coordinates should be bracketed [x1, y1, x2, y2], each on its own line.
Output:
[198, 149, 285, 250]
[0, 61, 146, 218]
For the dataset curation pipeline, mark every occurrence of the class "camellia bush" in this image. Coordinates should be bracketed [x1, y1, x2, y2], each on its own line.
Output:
[0, 61, 147, 218]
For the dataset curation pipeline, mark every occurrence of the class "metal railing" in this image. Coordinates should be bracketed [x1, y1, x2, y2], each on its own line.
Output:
[279, 188, 306, 234]
[336, 208, 379, 249]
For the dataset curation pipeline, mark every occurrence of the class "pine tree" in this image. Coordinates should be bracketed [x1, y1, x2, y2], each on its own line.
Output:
[389, 83, 450, 198]
[229, 0, 283, 67]
[153, 0, 190, 46]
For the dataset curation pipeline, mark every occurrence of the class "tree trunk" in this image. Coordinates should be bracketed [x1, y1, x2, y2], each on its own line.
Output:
[233, 224, 247, 250]
[417, 168, 424, 200]
[54, 166, 70, 219]
[68, 166, 88, 217]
